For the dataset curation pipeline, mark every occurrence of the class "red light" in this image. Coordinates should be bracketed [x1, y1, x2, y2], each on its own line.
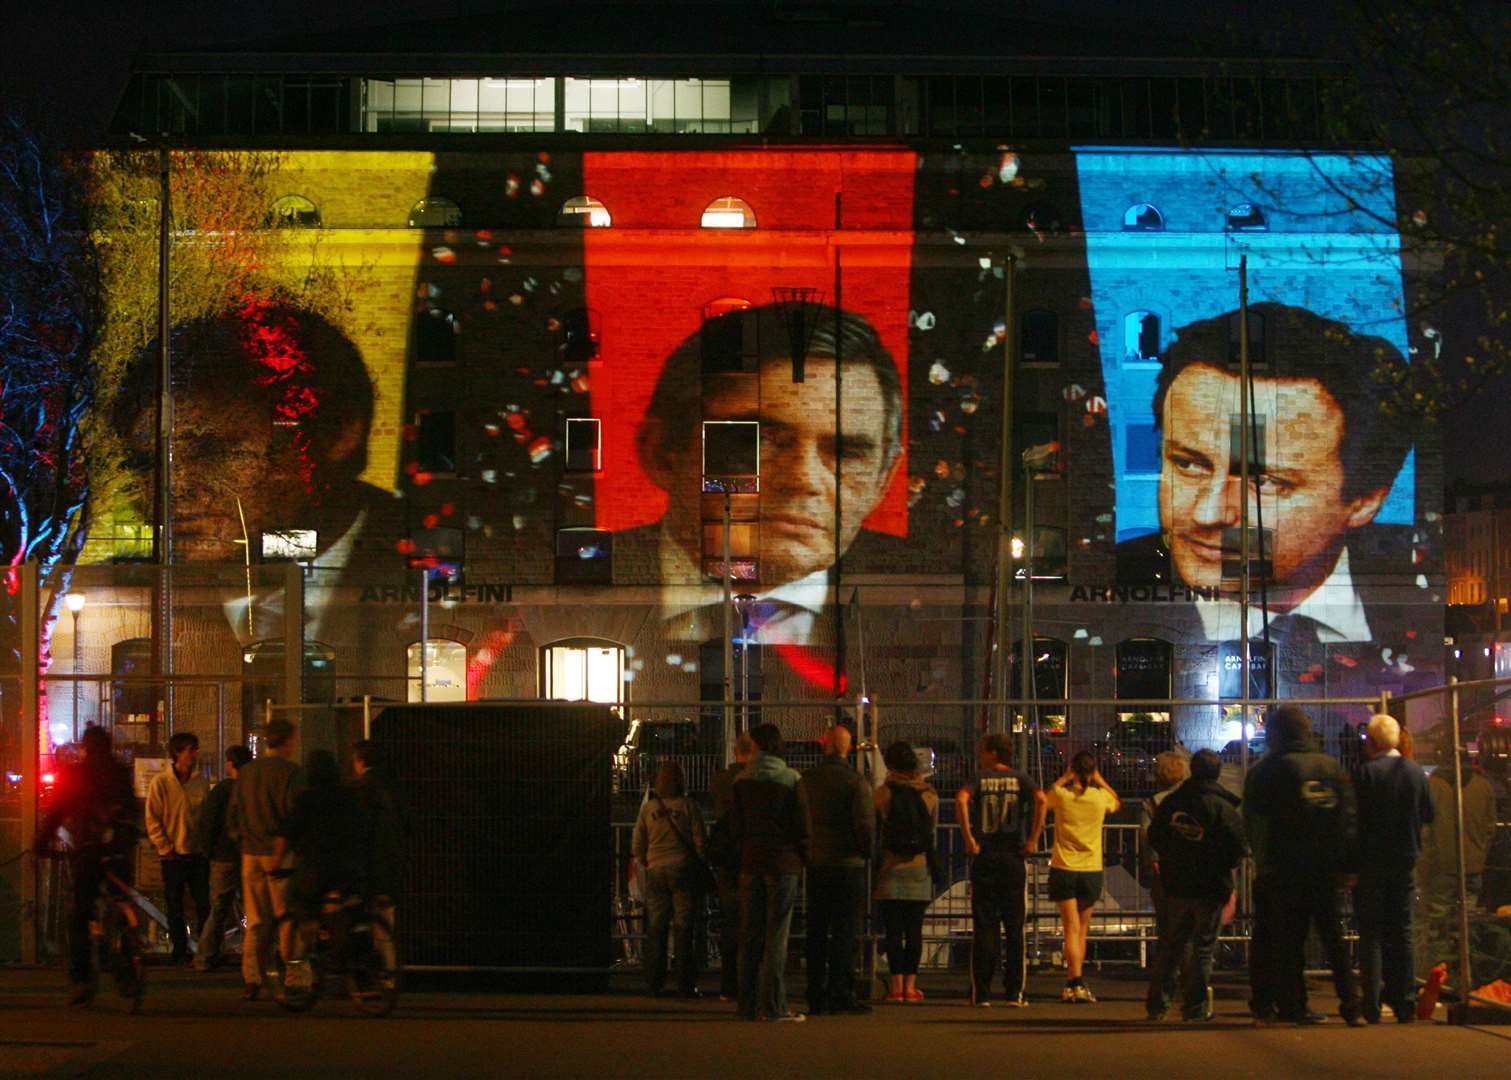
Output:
[41, 772, 55, 785]
[1494, 716, 1506, 726]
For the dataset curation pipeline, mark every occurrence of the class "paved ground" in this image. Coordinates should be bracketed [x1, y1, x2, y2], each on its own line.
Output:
[0, 964, 1506, 1078]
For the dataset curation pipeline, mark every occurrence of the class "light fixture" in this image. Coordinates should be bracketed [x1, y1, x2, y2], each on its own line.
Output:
[65, 592, 86, 614]
[771, 286, 823, 382]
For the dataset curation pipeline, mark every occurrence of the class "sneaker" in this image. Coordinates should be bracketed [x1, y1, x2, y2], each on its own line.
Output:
[974, 999, 993, 1008]
[1061, 985, 1078, 1003]
[905, 988, 925, 1002]
[770, 1011, 807, 1023]
[1072, 984, 1097, 1004]
[1146, 1007, 1168, 1022]
[1295, 1010, 1329, 1026]
[1344, 1013, 1368, 1028]
[1182, 1005, 1214, 1022]
[1004, 993, 1029, 1008]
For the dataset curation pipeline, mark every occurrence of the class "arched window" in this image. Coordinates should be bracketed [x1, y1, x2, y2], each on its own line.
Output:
[1009, 636, 1069, 733]
[1020, 309, 1059, 365]
[1123, 203, 1164, 231]
[700, 195, 756, 229]
[407, 639, 467, 702]
[1226, 203, 1266, 231]
[1123, 310, 1161, 364]
[1019, 201, 1062, 234]
[413, 305, 457, 365]
[1227, 309, 1266, 368]
[268, 194, 320, 228]
[408, 196, 462, 228]
[1114, 637, 1173, 724]
[541, 638, 625, 705]
[557, 195, 612, 227]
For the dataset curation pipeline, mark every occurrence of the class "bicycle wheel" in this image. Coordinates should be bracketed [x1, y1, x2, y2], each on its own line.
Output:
[344, 912, 399, 1018]
[271, 911, 323, 1013]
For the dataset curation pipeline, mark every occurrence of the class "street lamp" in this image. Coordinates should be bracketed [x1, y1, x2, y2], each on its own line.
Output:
[65, 592, 86, 741]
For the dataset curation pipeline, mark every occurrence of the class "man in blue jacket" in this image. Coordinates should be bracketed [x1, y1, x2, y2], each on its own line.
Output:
[1354, 714, 1434, 1023]
[1145, 749, 1245, 1021]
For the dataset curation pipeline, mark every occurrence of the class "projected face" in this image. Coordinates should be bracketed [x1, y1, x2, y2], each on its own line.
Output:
[652, 356, 899, 586]
[1159, 364, 1388, 597]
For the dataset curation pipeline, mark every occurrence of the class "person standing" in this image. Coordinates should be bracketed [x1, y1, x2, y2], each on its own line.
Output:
[956, 733, 1045, 1007]
[193, 745, 251, 971]
[230, 718, 304, 1000]
[800, 724, 875, 1015]
[708, 733, 756, 1002]
[729, 723, 811, 1022]
[1046, 751, 1120, 1004]
[874, 741, 939, 1004]
[1243, 704, 1364, 1026]
[1354, 714, 1434, 1023]
[351, 739, 403, 979]
[632, 760, 708, 998]
[145, 732, 211, 964]
[1144, 749, 1245, 1021]
[1418, 743, 1497, 993]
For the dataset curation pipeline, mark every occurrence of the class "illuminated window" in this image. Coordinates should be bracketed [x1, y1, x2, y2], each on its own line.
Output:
[701, 196, 756, 229]
[408, 197, 462, 228]
[261, 530, 318, 561]
[413, 306, 457, 365]
[268, 194, 320, 228]
[557, 195, 613, 227]
[407, 639, 467, 702]
[414, 411, 456, 474]
[702, 521, 758, 583]
[701, 298, 757, 374]
[563, 77, 759, 134]
[1020, 310, 1059, 365]
[542, 639, 625, 704]
[1124, 311, 1161, 364]
[1227, 203, 1266, 231]
[1226, 310, 1267, 368]
[559, 307, 600, 364]
[556, 529, 613, 584]
[1009, 637, 1069, 732]
[1123, 203, 1164, 231]
[564, 417, 601, 472]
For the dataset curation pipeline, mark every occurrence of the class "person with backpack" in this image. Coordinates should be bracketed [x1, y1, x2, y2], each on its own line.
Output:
[874, 740, 939, 1003]
[1145, 749, 1245, 1022]
[1046, 751, 1120, 1003]
[632, 759, 708, 998]
[1243, 704, 1364, 1026]
[707, 733, 756, 1002]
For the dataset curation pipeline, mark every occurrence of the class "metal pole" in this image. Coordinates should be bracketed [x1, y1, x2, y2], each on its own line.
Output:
[71, 608, 81, 742]
[1238, 256, 1251, 779]
[740, 605, 751, 735]
[722, 490, 735, 765]
[833, 233, 844, 702]
[1448, 677, 1473, 1018]
[419, 568, 430, 703]
[993, 255, 1017, 738]
[156, 143, 175, 742]
[20, 562, 40, 964]
[1021, 457, 1036, 768]
[363, 694, 372, 740]
[215, 682, 225, 776]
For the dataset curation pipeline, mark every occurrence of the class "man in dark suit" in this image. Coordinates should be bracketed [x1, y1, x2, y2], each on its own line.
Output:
[1116, 303, 1413, 645]
[616, 301, 910, 648]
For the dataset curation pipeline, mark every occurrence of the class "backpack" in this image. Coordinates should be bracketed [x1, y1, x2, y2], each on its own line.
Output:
[883, 783, 934, 858]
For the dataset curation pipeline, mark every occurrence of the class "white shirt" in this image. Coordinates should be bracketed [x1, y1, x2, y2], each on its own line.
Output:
[1196, 546, 1372, 644]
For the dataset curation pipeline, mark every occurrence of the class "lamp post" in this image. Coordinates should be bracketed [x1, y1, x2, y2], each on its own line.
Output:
[65, 592, 86, 741]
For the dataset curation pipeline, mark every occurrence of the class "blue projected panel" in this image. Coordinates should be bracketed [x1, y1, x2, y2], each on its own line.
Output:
[1073, 149, 1413, 551]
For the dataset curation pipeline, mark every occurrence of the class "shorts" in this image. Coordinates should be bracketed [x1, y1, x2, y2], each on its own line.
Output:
[1047, 868, 1103, 906]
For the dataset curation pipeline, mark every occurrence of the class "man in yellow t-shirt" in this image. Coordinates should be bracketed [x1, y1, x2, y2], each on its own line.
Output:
[1046, 751, 1121, 1003]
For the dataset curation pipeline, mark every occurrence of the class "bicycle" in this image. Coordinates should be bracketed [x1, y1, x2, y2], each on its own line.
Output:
[38, 845, 146, 1012]
[269, 873, 399, 1017]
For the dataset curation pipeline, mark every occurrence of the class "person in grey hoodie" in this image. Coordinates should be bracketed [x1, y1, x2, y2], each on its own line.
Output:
[632, 760, 707, 998]
[729, 723, 811, 1022]
[800, 723, 875, 1015]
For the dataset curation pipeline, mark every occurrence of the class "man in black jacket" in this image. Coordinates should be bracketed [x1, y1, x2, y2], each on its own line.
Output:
[1243, 705, 1364, 1026]
[800, 724, 875, 1015]
[708, 733, 756, 1002]
[194, 745, 251, 971]
[351, 740, 403, 979]
[1145, 749, 1245, 1021]
[729, 723, 811, 1021]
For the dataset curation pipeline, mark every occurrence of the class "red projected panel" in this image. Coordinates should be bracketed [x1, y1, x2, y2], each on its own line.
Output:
[582, 149, 916, 537]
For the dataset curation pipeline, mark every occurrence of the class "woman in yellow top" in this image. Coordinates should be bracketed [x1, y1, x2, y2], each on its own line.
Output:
[1046, 751, 1120, 1004]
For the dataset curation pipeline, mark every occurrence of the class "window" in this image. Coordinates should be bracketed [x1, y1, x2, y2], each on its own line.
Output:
[559, 307, 600, 364]
[701, 196, 756, 229]
[542, 639, 625, 704]
[261, 530, 318, 561]
[407, 639, 467, 702]
[700, 299, 757, 374]
[1115, 638, 1172, 701]
[1009, 637, 1069, 733]
[413, 306, 457, 365]
[557, 195, 612, 227]
[408, 197, 461, 228]
[702, 420, 760, 493]
[408, 524, 464, 582]
[702, 521, 758, 583]
[556, 528, 613, 584]
[564, 417, 601, 472]
[1123, 311, 1161, 364]
[1227, 310, 1266, 367]
[1020, 310, 1059, 365]
[1125, 422, 1161, 475]
[1014, 529, 1068, 582]
[1014, 412, 1059, 473]
[1227, 203, 1266, 231]
[563, 77, 760, 134]
[268, 194, 320, 228]
[1019, 201, 1062, 234]
[415, 411, 456, 474]
[1123, 203, 1164, 231]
